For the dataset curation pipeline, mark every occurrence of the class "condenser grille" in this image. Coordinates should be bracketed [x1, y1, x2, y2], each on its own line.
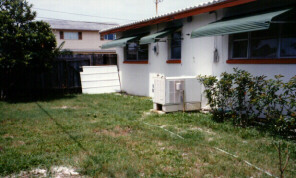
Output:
[168, 80, 184, 104]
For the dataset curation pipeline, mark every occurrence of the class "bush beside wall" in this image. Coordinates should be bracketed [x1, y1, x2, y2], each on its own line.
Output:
[198, 68, 296, 135]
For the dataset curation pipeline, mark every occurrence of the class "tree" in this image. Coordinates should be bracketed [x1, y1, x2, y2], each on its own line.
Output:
[0, 0, 56, 98]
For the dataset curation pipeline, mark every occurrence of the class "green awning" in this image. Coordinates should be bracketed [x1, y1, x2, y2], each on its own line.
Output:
[139, 29, 176, 45]
[191, 9, 291, 38]
[101, 36, 137, 49]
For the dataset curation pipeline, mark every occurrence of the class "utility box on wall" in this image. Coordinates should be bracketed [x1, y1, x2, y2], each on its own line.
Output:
[153, 75, 202, 112]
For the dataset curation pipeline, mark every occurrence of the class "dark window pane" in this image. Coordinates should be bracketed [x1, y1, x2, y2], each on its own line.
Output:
[126, 42, 148, 61]
[232, 40, 248, 58]
[252, 25, 278, 38]
[171, 32, 181, 46]
[171, 46, 181, 59]
[281, 37, 296, 57]
[104, 34, 115, 40]
[138, 45, 148, 60]
[233, 32, 248, 40]
[281, 23, 296, 36]
[251, 25, 278, 58]
[280, 23, 296, 57]
[126, 43, 138, 60]
[251, 38, 278, 58]
[108, 34, 114, 40]
[171, 31, 181, 59]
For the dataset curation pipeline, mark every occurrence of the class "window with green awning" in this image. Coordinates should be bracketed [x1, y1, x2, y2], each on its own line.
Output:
[101, 36, 138, 49]
[191, 8, 292, 38]
[139, 28, 179, 45]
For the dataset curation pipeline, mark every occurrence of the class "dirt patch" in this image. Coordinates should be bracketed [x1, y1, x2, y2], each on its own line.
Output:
[189, 127, 216, 135]
[12, 140, 25, 147]
[94, 126, 131, 137]
[162, 165, 174, 174]
[157, 141, 164, 146]
[51, 166, 80, 177]
[5, 166, 82, 178]
[189, 162, 202, 177]
[207, 137, 214, 142]
[52, 105, 81, 110]
[2, 134, 14, 139]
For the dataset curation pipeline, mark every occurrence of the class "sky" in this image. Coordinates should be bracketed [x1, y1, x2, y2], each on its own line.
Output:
[27, 0, 209, 25]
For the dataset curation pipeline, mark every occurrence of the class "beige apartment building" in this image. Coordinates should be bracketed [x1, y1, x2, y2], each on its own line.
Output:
[45, 20, 118, 55]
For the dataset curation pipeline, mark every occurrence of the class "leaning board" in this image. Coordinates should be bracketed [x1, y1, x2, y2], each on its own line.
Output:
[80, 66, 121, 94]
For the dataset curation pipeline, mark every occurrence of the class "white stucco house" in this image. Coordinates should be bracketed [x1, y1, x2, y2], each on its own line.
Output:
[45, 20, 118, 55]
[100, 0, 296, 98]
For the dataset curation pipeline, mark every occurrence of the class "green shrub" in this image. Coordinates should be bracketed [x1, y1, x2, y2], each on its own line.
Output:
[198, 74, 231, 122]
[198, 69, 296, 134]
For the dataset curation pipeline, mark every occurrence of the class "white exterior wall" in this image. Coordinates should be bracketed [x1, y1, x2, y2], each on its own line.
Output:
[116, 12, 296, 97]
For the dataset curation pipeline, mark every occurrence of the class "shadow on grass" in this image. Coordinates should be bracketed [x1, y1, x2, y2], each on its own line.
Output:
[3, 93, 78, 104]
[36, 102, 88, 152]
[35, 102, 138, 177]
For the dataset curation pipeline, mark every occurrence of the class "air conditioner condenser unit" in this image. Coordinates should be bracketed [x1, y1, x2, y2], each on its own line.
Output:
[153, 75, 202, 112]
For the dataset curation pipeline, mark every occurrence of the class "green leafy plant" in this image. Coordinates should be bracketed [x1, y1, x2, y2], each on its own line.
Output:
[247, 75, 267, 123]
[231, 69, 266, 126]
[0, 0, 57, 98]
[198, 68, 296, 134]
[282, 76, 296, 133]
[259, 75, 296, 134]
[198, 73, 235, 122]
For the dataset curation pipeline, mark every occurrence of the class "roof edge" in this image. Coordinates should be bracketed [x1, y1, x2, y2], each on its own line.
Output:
[51, 28, 100, 32]
[43, 19, 119, 26]
[100, 0, 256, 35]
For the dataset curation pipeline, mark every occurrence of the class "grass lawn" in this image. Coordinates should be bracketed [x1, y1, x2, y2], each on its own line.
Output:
[0, 94, 295, 177]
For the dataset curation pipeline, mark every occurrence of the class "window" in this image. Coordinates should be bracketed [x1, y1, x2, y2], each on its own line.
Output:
[280, 23, 296, 57]
[231, 33, 248, 58]
[250, 26, 278, 58]
[125, 42, 148, 61]
[170, 31, 182, 59]
[62, 32, 82, 40]
[230, 23, 296, 60]
[104, 34, 116, 40]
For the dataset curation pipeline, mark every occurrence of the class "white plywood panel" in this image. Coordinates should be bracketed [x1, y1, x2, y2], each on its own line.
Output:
[80, 72, 118, 81]
[81, 80, 120, 88]
[82, 86, 121, 94]
[82, 65, 118, 73]
[80, 66, 121, 94]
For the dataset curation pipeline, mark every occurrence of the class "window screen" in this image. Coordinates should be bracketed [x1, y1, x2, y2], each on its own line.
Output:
[64, 32, 79, 40]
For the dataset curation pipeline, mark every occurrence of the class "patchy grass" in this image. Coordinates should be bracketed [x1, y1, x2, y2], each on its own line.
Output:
[0, 94, 295, 177]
